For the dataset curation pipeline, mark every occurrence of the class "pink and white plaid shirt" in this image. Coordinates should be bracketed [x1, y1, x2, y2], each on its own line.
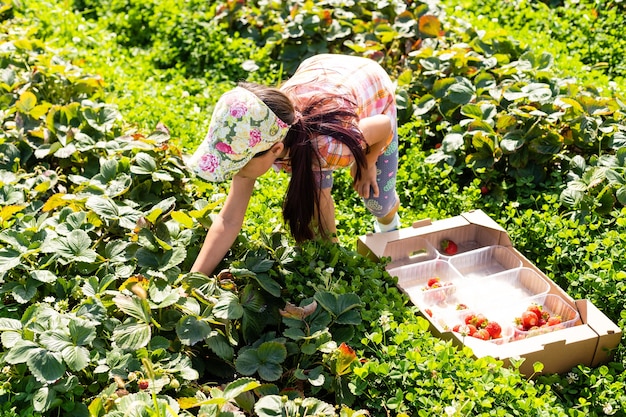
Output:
[278, 54, 396, 172]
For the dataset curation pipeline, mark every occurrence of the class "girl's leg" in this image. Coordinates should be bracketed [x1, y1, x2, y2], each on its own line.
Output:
[364, 112, 400, 230]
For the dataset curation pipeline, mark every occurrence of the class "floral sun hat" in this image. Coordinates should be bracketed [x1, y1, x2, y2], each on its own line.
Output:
[187, 86, 291, 182]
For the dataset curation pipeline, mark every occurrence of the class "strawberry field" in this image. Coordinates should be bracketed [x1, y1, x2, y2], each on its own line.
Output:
[1, 0, 626, 416]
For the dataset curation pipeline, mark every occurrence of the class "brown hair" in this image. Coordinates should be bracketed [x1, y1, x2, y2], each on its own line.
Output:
[240, 82, 367, 242]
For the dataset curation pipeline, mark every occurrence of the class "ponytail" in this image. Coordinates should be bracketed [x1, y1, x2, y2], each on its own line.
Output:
[283, 96, 367, 242]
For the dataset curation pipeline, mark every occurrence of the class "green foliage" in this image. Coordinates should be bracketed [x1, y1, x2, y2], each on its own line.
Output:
[2, 0, 626, 416]
[445, 0, 626, 89]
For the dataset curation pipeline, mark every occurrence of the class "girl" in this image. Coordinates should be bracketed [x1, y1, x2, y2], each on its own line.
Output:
[188, 54, 400, 276]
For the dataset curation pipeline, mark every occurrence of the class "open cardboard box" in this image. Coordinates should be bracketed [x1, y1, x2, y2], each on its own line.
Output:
[357, 209, 622, 376]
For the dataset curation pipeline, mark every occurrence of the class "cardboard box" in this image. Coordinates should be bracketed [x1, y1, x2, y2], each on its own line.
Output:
[357, 209, 622, 376]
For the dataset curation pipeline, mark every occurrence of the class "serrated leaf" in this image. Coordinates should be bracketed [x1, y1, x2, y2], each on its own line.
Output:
[113, 293, 151, 322]
[27, 349, 65, 383]
[0, 247, 21, 272]
[213, 291, 244, 320]
[206, 332, 234, 361]
[30, 269, 58, 283]
[222, 378, 261, 400]
[33, 387, 56, 413]
[131, 152, 157, 175]
[86, 195, 119, 219]
[1, 331, 22, 349]
[176, 315, 212, 346]
[112, 322, 151, 350]
[44, 229, 97, 263]
[62, 345, 91, 371]
[39, 330, 71, 352]
[0, 318, 22, 331]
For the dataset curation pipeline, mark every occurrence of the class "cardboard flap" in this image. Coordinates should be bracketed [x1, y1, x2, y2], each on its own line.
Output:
[576, 300, 622, 366]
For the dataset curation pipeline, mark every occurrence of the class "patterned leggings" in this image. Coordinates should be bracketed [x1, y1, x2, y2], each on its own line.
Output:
[320, 112, 399, 218]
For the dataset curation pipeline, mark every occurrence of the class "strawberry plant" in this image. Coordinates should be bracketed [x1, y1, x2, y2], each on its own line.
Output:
[4, 0, 626, 416]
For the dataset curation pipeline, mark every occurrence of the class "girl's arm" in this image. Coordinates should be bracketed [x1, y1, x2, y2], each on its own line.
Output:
[318, 187, 338, 241]
[352, 114, 392, 199]
[190, 175, 256, 276]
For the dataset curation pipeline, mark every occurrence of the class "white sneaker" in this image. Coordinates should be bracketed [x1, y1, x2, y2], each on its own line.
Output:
[374, 213, 400, 233]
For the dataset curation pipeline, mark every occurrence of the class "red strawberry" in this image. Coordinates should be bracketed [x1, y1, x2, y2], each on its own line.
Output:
[424, 308, 433, 317]
[440, 239, 458, 255]
[466, 324, 478, 336]
[138, 379, 149, 390]
[547, 316, 562, 326]
[456, 303, 468, 310]
[427, 277, 440, 287]
[520, 311, 539, 330]
[527, 304, 543, 320]
[473, 329, 491, 340]
[471, 314, 488, 329]
[484, 322, 502, 339]
[464, 314, 476, 325]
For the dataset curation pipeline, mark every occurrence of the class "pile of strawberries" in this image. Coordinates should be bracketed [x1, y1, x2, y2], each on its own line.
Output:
[514, 303, 563, 336]
[452, 313, 503, 341]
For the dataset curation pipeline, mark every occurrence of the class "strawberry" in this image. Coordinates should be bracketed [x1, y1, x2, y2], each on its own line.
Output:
[484, 322, 502, 339]
[454, 323, 477, 336]
[547, 316, 562, 326]
[440, 239, 458, 255]
[520, 311, 539, 330]
[527, 304, 543, 320]
[473, 329, 491, 340]
[456, 303, 468, 310]
[424, 308, 433, 317]
[464, 313, 476, 325]
[427, 277, 440, 287]
[471, 313, 488, 329]
[138, 379, 149, 390]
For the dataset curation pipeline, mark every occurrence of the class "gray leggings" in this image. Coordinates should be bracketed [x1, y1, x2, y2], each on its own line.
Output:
[320, 126, 399, 218]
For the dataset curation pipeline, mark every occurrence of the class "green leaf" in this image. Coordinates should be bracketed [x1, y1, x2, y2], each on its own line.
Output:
[28, 349, 66, 383]
[0, 317, 22, 331]
[257, 362, 283, 382]
[99, 157, 118, 182]
[113, 293, 151, 322]
[4, 339, 39, 364]
[86, 195, 119, 219]
[131, 152, 158, 175]
[0, 247, 21, 272]
[213, 291, 244, 320]
[252, 273, 282, 298]
[33, 387, 57, 413]
[43, 229, 97, 263]
[235, 349, 260, 376]
[112, 322, 151, 350]
[413, 94, 437, 116]
[39, 330, 71, 352]
[69, 317, 97, 345]
[447, 78, 475, 105]
[30, 269, 58, 283]
[62, 345, 91, 372]
[176, 315, 212, 346]
[257, 341, 287, 365]
[206, 332, 234, 361]
[314, 292, 362, 317]
[222, 378, 262, 401]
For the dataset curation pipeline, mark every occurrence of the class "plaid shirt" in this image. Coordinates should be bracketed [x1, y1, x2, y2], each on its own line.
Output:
[278, 54, 396, 172]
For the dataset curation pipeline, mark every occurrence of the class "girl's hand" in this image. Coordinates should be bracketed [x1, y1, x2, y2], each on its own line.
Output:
[351, 162, 379, 199]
